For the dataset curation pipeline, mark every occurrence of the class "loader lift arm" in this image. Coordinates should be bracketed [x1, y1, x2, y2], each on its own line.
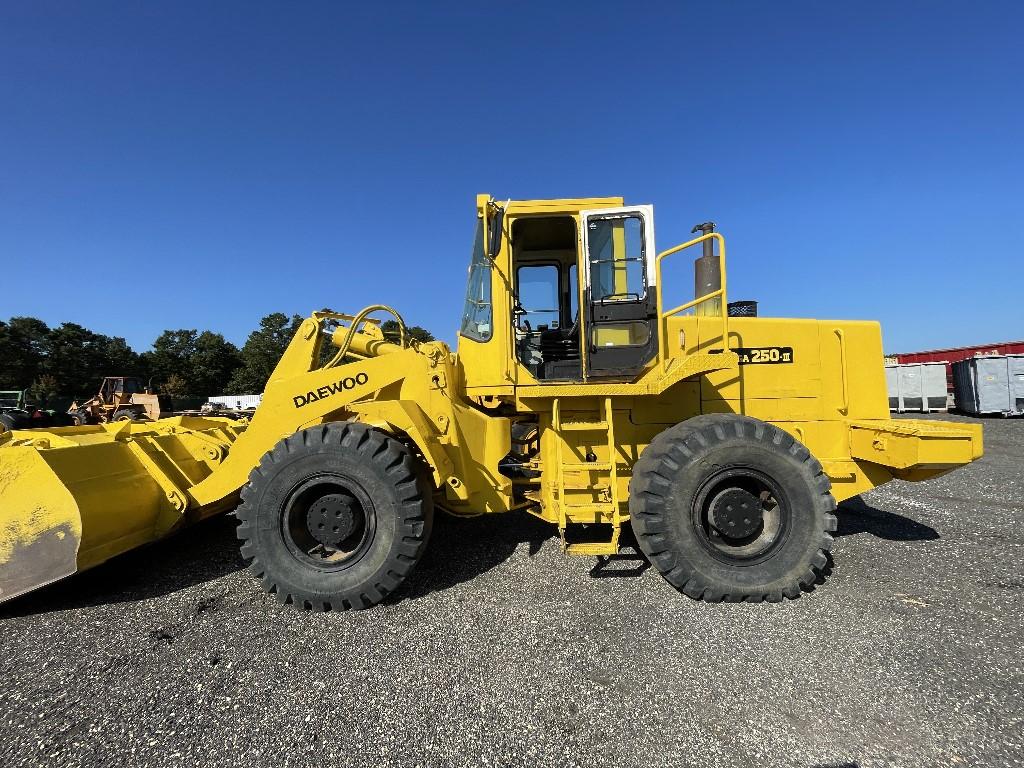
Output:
[0, 307, 508, 604]
[188, 308, 510, 513]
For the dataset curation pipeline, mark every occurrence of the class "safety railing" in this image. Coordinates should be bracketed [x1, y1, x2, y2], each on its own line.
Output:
[654, 232, 729, 363]
[833, 327, 849, 414]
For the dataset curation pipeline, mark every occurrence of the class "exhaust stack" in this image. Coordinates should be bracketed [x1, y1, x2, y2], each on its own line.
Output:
[691, 221, 721, 317]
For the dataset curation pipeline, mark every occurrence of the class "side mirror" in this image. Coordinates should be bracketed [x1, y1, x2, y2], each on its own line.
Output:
[486, 201, 504, 259]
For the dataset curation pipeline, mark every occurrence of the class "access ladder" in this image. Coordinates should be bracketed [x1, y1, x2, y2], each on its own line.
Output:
[550, 396, 624, 556]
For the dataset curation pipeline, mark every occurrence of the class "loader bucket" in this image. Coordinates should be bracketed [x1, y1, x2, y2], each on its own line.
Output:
[0, 417, 246, 604]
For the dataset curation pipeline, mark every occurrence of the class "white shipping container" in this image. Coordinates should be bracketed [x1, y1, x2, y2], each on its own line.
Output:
[207, 394, 263, 410]
[884, 362, 948, 413]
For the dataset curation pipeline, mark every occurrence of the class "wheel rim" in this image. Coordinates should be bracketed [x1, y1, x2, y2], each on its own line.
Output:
[691, 466, 790, 565]
[280, 474, 376, 571]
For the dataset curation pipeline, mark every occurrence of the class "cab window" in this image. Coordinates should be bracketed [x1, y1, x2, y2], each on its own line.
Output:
[459, 220, 493, 342]
[516, 264, 560, 330]
[587, 215, 646, 301]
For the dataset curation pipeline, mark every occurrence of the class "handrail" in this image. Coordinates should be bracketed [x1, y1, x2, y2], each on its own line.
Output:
[654, 232, 729, 363]
[834, 328, 849, 414]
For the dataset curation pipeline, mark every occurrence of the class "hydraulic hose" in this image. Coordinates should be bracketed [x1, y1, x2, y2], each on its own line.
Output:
[325, 304, 409, 368]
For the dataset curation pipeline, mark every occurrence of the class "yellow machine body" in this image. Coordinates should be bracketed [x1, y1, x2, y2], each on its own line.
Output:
[0, 195, 983, 602]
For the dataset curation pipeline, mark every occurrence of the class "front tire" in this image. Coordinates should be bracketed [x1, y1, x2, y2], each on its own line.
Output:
[630, 414, 836, 603]
[236, 422, 432, 610]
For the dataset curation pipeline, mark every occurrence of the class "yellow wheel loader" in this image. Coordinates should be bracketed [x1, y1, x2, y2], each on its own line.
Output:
[68, 376, 164, 425]
[0, 195, 983, 608]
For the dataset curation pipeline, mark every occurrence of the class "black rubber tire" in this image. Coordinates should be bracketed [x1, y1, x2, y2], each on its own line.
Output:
[235, 422, 433, 611]
[111, 409, 142, 422]
[630, 413, 837, 603]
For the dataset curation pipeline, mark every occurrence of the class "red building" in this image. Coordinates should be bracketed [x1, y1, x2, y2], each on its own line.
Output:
[894, 340, 1024, 392]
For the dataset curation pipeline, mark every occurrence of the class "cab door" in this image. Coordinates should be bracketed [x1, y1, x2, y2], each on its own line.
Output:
[579, 205, 658, 379]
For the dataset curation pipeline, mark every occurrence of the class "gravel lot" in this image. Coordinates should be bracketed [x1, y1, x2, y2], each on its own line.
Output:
[1, 413, 1021, 768]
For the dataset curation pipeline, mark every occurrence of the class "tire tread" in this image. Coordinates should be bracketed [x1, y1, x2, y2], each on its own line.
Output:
[629, 413, 836, 603]
[235, 421, 432, 611]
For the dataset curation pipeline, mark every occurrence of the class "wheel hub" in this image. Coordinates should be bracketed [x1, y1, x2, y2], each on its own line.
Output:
[306, 493, 358, 548]
[709, 487, 763, 539]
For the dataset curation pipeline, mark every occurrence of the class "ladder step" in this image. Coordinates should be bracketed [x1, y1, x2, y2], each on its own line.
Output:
[562, 462, 612, 471]
[559, 421, 609, 432]
[562, 502, 617, 514]
[565, 541, 618, 556]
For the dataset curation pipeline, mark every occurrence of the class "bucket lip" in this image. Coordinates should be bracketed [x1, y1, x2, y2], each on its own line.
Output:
[0, 445, 82, 605]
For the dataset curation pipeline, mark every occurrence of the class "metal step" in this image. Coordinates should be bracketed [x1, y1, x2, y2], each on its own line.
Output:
[559, 420, 609, 432]
[561, 502, 617, 515]
[562, 461, 612, 471]
[551, 397, 623, 559]
[565, 541, 618, 556]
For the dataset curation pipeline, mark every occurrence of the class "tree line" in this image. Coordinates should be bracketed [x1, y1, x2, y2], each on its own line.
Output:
[0, 314, 434, 406]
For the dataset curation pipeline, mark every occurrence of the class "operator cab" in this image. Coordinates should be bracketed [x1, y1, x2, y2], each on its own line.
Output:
[100, 376, 145, 398]
[94, 377, 150, 410]
[509, 205, 659, 382]
[457, 196, 662, 390]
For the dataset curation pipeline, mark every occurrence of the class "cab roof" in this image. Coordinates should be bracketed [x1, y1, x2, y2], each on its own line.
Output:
[477, 194, 625, 215]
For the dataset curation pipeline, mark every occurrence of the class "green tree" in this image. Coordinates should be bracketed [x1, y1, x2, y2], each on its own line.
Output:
[43, 322, 114, 399]
[226, 313, 303, 394]
[143, 329, 198, 389]
[0, 317, 50, 390]
[0, 317, 150, 401]
[102, 336, 143, 378]
[160, 373, 189, 399]
[381, 320, 435, 345]
[142, 329, 240, 399]
[30, 373, 61, 405]
[0, 321, 15, 390]
[190, 331, 242, 397]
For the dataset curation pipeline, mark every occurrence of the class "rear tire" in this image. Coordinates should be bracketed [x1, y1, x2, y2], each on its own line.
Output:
[111, 409, 142, 422]
[630, 414, 836, 603]
[235, 422, 433, 610]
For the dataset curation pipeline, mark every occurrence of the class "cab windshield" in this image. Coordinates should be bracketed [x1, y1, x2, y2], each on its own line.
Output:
[459, 219, 493, 342]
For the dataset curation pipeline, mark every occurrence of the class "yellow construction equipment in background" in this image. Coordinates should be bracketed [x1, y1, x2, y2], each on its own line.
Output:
[68, 376, 164, 424]
[0, 195, 983, 608]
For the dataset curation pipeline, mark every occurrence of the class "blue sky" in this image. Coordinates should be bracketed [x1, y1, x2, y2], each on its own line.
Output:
[1, 2, 1021, 354]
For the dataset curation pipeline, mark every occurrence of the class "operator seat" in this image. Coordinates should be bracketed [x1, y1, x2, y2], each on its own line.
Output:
[540, 315, 582, 380]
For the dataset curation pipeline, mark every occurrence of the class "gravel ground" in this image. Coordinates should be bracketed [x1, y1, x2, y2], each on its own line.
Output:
[1, 413, 1021, 768]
